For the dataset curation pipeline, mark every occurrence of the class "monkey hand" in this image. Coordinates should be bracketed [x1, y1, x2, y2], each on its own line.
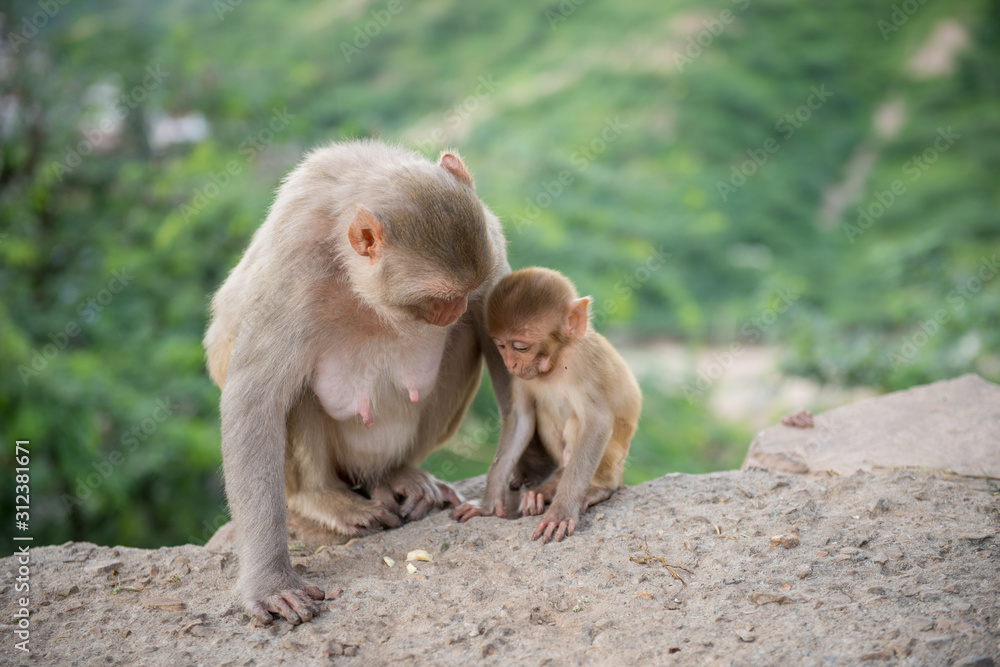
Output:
[370, 467, 462, 522]
[532, 504, 579, 543]
[519, 489, 553, 516]
[242, 575, 325, 626]
[451, 497, 506, 522]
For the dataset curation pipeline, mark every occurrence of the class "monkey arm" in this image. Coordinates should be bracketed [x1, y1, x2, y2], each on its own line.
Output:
[452, 392, 534, 522]
[469, 259, 512, 417]
[481, 403, 536, 514]
[220, 335, 323, 625]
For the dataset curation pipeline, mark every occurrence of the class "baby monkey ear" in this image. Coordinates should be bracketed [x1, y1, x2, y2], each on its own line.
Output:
[439, 151, 473, 185]
[564, 297, 590, 340]
[347, 205, 385, 261]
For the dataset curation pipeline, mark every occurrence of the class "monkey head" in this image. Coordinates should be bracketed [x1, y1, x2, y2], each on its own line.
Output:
[344, 152, 498, 328]
[486, 267, 590, 380]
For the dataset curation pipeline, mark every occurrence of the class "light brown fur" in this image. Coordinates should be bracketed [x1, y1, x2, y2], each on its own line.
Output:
[452, 267, 642, 542]
[204, 140, 510, 624]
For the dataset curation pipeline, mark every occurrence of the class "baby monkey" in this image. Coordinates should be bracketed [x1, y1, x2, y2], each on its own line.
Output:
[452, 267, 641, 542]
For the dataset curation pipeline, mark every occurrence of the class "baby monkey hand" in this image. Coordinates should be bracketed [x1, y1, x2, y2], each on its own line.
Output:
[451, 498, 507, 522]
[532, 504, 578, 543]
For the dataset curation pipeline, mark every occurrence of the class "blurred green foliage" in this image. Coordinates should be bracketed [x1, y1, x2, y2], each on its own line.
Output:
[1, 0, 996, 549]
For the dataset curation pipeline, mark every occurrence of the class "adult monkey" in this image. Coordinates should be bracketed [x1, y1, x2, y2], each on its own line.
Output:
[204, 140, 510, 625]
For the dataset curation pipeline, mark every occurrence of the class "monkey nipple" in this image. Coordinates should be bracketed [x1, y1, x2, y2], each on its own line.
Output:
[357, 397, 373, 429]
[408, 388, 419, 403]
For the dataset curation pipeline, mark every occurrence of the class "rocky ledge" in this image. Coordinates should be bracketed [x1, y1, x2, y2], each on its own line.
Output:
[3, 375, 998, 666]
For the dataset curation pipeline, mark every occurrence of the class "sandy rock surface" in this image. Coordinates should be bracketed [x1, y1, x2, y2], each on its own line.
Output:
[3, 469, 998, 666]
[3, 375, 999, 666]
[742, 374, 1000, 477]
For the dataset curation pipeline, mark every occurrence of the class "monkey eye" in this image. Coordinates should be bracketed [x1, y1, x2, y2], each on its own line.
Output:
[512, 342, 530, 352]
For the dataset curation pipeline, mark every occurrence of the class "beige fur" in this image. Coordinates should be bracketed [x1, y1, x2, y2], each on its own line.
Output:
[204, 140, 510, 623]
[453, 267, 641, 543]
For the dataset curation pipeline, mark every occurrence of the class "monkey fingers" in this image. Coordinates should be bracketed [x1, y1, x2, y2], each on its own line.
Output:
[375, 468, 458, 521]
[369, 486, 404, 517]
[406, 494, 439, 522]
[451, 500, 504, 522]
[408, 481, 464, 519]
[519, 490, 547, 516]
[251, 586, 324, 626]
[436, 481, 463, 508]
[532, 514, 576, 543]
[339, 500, 402, 535]
[450, 503, 479, 522]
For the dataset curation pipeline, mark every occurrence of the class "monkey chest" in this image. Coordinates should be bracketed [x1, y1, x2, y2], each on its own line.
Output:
[310, 328, 449, 424]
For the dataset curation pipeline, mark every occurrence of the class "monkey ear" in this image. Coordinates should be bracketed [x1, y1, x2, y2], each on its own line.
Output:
[439, 152, 473, 185]
[564, 297, 590, 340]
[348, 206, 385, 261]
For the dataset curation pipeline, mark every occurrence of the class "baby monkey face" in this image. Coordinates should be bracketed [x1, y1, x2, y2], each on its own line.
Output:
[492, 330, 556, 381]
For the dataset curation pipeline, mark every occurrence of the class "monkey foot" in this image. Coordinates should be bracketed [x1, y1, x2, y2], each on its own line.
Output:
[249, 585, 325, 626]
[336, 499, 403, 536]
[370, 468, 463, 521]
[582, 485, 614, 510]
[532, 509, 577, 543]
[519, 490, 549, 516]
[451, 498, 506, 522]
[290, 491, 402, 537]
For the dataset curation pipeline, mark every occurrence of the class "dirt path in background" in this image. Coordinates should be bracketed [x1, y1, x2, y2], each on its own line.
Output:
[618, 340, 875, 431]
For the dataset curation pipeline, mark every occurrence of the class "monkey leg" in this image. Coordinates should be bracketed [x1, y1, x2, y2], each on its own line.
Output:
[288, 486, 402, 538]
[582, 484, 615, 511]
[368, 466, 463, 522]
[584, 420, 629, 506]
[220, 367, 325, 625]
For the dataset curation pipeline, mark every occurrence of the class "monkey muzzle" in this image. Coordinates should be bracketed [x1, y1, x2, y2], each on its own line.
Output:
[424, 295, 468, 327]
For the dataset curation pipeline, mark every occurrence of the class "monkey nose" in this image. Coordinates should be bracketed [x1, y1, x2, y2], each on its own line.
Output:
[433, 295, 468, 327]
[503, 354, 518, 374]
